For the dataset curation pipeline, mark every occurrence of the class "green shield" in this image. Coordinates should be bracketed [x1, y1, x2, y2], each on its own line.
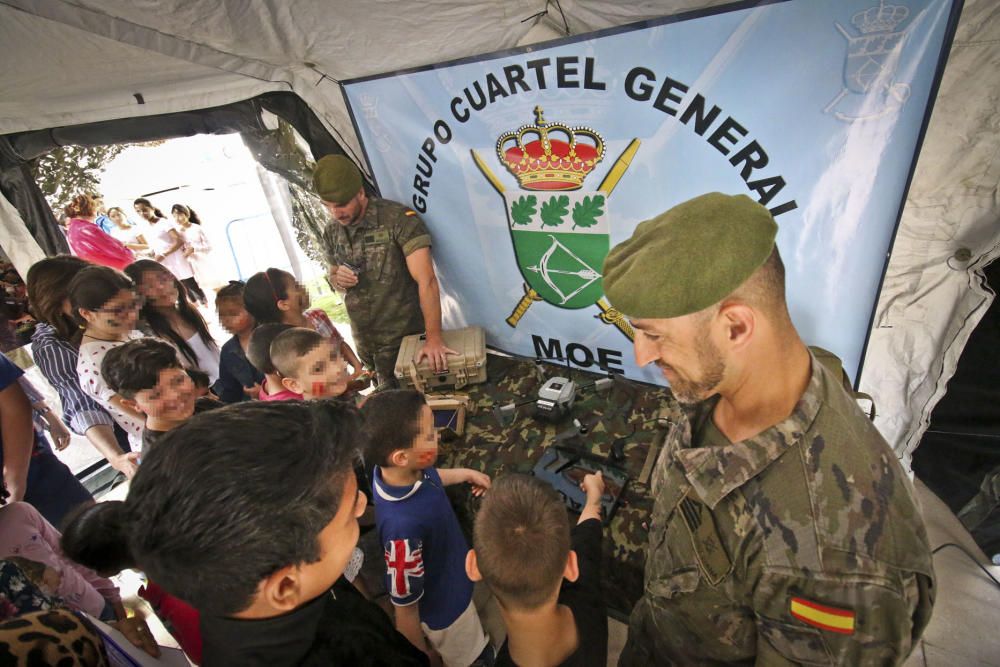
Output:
[505, 192, 610, 309]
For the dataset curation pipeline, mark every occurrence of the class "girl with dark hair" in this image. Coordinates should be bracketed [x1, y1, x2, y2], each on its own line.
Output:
[26, 257, 138, 478]
[69, 265, 146, 450]
[106, 206, 148, 253]
[125, 260, 219, 384]
[172, 204, 215, 301]
[244, 267, 366, 384]
[60, 502, 203, 663]
[64, 193, 134, 271]
[134, 198, 206, 306]
[214, 281, 263, 403]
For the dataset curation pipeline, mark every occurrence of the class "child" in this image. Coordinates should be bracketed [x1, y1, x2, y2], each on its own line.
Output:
[0, 501, 125, 622]
[244, 268, 368, 390]
[215, 280, 263, 403]
[122, 400, 429, 665]
[246, 322, 298, 401]
[69, 264, 146, 450]
[61, 502, 203, 664]
[100, 338, 216, 450]
[270, 327, 350, 400]
[468, 473, 608, 667]
[361, 389, 493, 667]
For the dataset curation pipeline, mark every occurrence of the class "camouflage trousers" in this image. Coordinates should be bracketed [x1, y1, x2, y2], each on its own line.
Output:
[356, 340, 403, 389]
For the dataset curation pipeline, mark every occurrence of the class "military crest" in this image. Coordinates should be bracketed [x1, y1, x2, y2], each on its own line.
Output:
[825, 0, 913, 121]
[472, 106, 639, 340]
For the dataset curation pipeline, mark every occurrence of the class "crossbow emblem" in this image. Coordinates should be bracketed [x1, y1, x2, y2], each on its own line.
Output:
[527, 235, 602, 306]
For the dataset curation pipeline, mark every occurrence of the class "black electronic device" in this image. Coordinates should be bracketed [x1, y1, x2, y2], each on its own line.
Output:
[532, 446, 629, 523]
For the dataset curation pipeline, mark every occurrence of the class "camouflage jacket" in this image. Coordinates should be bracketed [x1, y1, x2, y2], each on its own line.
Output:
[622, 352, 935, 666]
[321, 198, 431, 359]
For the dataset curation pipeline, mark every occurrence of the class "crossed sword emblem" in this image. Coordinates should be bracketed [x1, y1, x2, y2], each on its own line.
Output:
[470, 139, 641, 341]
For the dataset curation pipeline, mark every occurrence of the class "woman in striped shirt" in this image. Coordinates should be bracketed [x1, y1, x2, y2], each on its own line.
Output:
[26, 257, 139, 478]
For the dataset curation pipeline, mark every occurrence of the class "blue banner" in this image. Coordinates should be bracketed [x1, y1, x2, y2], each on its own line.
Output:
[343, 0, 959, 385]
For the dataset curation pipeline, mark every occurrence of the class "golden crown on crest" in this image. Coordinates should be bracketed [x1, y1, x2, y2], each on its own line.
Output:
[852, 1, 909, 34]
[496, 106, 605, 191]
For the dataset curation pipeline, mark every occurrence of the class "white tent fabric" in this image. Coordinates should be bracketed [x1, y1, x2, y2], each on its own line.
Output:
[1, 0, 998, 464]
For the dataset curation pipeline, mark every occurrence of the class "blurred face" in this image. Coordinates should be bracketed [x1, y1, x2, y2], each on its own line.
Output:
[403, 404, 438, 470]
[80, 288, 141, 334]
[172, 209, 190, 226]
[281, 275, 311, 315]
[134, 202, 157, 222]
[296, 473, 367, 602]
[631, 314, 726, 404]
[321, 190, 365, 226]
[108, 209, 127, 227]
[131, 367, 196, 422]
[217, 298, 254, 336]
[291, 340, 348, 399]
[137, 269, 179, 308]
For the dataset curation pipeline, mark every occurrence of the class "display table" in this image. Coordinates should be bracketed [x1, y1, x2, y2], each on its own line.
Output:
[435, 353, 680, 618]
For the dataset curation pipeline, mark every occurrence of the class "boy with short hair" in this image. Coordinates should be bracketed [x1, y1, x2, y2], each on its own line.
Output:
[467, 473, 608, 667]
[246, 322, 299, 401]
[362, 389, 493, 667]
[125, 400, 429, 666]
[270, 327, 350, 400]
[101, 338, 216, 450]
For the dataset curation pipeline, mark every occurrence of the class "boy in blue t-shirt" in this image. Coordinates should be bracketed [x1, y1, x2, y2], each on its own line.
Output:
[362, 389, 493, 667]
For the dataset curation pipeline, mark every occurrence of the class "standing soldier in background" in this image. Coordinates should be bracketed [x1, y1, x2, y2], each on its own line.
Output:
[313, 155, 455, 386]
[603, 193, 935, 665]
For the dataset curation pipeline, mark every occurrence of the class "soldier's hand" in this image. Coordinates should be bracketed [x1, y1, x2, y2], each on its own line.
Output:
[416, 336, 458, 374]
[331, 264, 358, 290]
[581, 471, 605, 503]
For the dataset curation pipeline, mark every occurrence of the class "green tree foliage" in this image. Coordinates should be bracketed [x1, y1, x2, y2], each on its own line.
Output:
[31, 145, 130, 217]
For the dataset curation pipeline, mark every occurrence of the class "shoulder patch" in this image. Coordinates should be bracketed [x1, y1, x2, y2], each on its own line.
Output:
[404, 210, 417, 216]
[790, 597, 855, 634]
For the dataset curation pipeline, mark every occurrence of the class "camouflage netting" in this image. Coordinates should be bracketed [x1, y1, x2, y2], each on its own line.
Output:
[241, 118, 330, 264]
[436, 354, 680, 618]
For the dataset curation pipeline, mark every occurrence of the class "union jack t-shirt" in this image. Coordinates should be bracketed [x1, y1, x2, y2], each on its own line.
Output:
[372, 466, 474, 630]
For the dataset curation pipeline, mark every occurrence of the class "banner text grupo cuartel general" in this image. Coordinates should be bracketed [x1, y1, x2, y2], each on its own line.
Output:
[409, 55, 798, 218]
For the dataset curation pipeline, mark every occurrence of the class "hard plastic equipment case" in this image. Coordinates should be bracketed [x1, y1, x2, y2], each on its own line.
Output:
[394, 326, 487, 390]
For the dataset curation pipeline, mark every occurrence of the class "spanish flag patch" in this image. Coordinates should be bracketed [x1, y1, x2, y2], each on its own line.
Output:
[790, 597, 855, 635]
[404, 210, 418, 216]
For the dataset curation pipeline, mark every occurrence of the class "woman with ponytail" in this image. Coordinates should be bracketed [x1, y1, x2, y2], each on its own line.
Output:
[171, 204, 215, 303]
[134, 198, 204, 306]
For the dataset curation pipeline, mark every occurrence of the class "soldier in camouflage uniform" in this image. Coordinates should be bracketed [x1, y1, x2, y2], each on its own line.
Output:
[313, 155, 455, 384]
[603, 193, 935, 666]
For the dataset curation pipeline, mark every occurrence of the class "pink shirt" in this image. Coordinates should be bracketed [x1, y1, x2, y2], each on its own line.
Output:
[0, 502, 121, 617]
[66, 218, 134, 271]
[258, 377, 302, 402]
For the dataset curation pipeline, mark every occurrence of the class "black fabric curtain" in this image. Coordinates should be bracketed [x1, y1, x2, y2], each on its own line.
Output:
[913, 258, 1000, 556]
[0, 92, 364, 256]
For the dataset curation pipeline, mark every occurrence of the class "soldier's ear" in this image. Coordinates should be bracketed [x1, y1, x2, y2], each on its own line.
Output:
[563, 550, 580, 583]
[465, 550, 482, 582]
[718, 301, 755, 350]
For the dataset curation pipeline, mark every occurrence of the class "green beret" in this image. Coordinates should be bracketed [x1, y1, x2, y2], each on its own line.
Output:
[602, 193, 777, 319]
[313, 155, 362, 204]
